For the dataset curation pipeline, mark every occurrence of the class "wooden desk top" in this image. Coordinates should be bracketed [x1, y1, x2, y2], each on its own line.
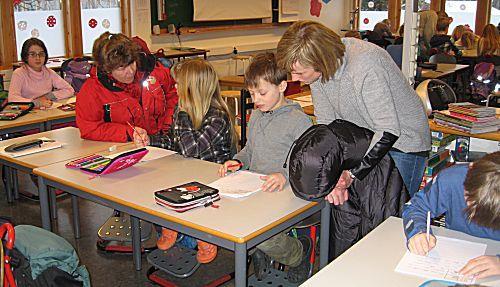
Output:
[461, 49, 478, 58]
[0, 111, 45, 131]
[429, 120, 500, 142]
[302, 217, 500, 287]
[163, 48, 208, 59]
[421, 63, 470, 79]
[0, 127, 129, 170]
[219, 75, 245, 88]
[33, 153, 318, 243]
[42, 98, 76, 121]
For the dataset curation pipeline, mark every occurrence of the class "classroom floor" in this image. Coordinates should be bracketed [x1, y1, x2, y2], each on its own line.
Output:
[0, 171, 237, 287]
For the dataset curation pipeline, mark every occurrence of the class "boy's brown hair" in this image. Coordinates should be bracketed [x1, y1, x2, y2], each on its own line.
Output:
[436, 17, 450, 33]
[464, 151, 500, 230]
[92, 32, 141, 73]
[277, 20, 345, 84]
[344, 30, 361, 39]
[245, 52, 287, 89]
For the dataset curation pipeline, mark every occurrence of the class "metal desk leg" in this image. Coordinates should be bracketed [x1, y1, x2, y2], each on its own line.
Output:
[38, 176, 51, 231]
[12, 169, 19, 200]
[4, 166, 13, 203]
[319, 202, 331, 268]
[130, 216, 142, 271]
[49, 187, 58, 220]
[71, 195, 80, 239]
[234, 242, 247, 287]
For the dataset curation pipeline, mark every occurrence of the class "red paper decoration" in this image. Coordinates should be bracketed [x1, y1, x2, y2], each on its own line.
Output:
[47, 15, 56, 27]
[89, 18, 98, 29]
[363, 18, 370, 24]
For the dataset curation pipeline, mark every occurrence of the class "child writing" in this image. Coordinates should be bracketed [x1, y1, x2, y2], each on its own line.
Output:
[218, 52, 313, 283]
[9, 38, 74, 108]
[402, 151, 500, 279]
[134, 58, 236, 264]
[478, 24, 500, 57]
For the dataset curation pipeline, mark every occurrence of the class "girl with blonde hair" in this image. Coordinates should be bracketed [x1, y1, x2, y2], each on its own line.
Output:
[136, 58, 236, 264]
[478, 24, 500, 56]
[452, 25, 465, 42]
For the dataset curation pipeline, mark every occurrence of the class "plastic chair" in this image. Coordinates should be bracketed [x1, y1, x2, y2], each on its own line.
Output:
[415, 79, 457, 117]
[239, 89, 254, 148]
[386, 44, 403, 69]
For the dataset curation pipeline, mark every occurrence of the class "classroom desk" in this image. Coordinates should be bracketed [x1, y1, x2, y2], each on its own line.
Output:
[0, 127, 127, 204]
[33, 153, 331, 286]
[429, 120, 500, 142]
[420, 63, 470, 79]
[219, 75, 245, 89]
[301, 216, 500, 287]
[163, 48, 209, 61]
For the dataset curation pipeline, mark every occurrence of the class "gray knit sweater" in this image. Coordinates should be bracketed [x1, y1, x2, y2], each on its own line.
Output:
[310, 38, 431, 153]
[234, 100, 312, 178]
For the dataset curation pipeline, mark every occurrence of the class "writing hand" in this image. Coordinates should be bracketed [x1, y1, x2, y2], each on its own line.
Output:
[408, 233, 437, 256]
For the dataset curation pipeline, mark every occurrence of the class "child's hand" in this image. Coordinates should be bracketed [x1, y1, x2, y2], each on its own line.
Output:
[133, 127, 149, 147]
[260, 173, 286, 192]
[34, 97, 53, 109]
[408, 233, 436, 256]
[218, 160, 241, 177]
[459, 255, 500, 279]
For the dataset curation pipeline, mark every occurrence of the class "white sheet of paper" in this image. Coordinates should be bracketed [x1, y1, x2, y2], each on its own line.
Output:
[395, 236, 487, 284]
[141, 146, 176, 162]
[209, 170, 264, 198]
[1, 137, 64, 158]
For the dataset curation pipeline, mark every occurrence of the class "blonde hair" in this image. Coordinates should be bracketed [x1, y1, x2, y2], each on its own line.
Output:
[478, 24, 500, 56]
[277, 20, 345, 83]
[172, 58, 237, 142]
[460, 31, 476, 49]
[452, 25, 465, 42]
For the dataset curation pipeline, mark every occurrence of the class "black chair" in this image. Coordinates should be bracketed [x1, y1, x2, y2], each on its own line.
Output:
[239, 89, 254, 148]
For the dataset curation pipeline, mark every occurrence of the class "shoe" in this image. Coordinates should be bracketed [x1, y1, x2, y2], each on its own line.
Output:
[252, 249, 272, 280]
[156, 228, 177, 250]
[196, 240, 217, 263]
[287, 236, 312, 283]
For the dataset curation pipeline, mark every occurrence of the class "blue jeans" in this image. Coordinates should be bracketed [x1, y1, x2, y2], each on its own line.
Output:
[389, 150, 427, 197]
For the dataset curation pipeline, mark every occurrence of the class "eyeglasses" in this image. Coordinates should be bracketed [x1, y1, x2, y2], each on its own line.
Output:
[28, 51, 46, 58]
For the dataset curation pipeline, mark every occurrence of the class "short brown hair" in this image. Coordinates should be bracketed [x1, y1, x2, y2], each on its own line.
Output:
[464, 151, 500, 230]
[436, 17, 450, 32]
[344, 30, 361, 39]
[92, 32, 141, 73]
[276, 20, 345, 83]
[245, 52, 287, 88]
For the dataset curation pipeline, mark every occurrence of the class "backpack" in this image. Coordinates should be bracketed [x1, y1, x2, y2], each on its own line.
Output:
[470, 62, 497, 101]
[61, 57, 92, 93]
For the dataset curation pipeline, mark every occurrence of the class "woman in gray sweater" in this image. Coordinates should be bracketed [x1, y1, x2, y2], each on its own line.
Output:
[276, 20, 431, 200]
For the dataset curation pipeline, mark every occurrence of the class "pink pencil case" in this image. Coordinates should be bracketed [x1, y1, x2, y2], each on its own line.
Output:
[66, 148, 148, 175]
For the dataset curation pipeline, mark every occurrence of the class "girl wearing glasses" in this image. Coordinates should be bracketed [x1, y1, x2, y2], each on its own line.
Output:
[8, 38, 74, 108]
[76, 32, 178, 142]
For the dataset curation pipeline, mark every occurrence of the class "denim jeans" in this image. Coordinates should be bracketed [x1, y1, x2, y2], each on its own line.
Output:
[389, 150, 427, 197]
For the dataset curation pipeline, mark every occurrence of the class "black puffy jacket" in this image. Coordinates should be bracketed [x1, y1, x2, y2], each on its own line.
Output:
[289, 119, 409, 259]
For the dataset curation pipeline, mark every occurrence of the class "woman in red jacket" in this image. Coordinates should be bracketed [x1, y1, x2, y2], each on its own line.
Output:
[76, 32, 178, 142]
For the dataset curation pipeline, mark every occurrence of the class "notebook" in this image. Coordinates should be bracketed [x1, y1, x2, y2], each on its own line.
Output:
[209, 170, 264, 198]
[1, 137, 63, 158]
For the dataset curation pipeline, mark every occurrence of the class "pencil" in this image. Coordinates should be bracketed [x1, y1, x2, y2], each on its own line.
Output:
[227, 163, 243, 169]
[426, 211, 431, 242]
[126, 122, 146, 146]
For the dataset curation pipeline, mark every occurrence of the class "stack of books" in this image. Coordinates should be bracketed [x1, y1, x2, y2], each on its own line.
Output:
[419, 131, 456, 190]
[433, 102, 500, 134]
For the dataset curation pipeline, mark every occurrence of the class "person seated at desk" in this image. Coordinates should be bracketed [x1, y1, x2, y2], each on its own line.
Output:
[429, 17, 462, 58]
[219, 53, 313, 283]
[455, 30, 479, 51]
[8, 38, 74, 108]
[478, 24, 500, 58]
[76, 32, 178, 142]
[403, 152, 500, 279]
[135, 58, 237, 264]
[367, 22, 392, 48]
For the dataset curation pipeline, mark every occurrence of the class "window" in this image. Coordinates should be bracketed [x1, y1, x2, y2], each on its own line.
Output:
[400, 0, 431, 31]
[80, 0, 122, 54]
[360, 0, 389, 31]
[446, 0, 477, 32]
[14, 0, 66, 59]
[491, 0, 500, 25]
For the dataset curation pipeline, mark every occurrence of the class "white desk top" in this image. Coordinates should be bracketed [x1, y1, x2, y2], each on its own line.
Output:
[33, 152, 318, 243]
[301, 217, 500, 287]
[0, 127, 128, 169]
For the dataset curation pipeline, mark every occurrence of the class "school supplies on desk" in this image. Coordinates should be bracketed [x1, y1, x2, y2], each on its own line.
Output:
[209, 170, 264, 198]
[154, 182, 220, 212]
[1, 137, 63, 158]
[57, 102, 76, 111]
[65, 148, 148, 175]
[0, 102, 34, 120]
[395, 236, 487, 284]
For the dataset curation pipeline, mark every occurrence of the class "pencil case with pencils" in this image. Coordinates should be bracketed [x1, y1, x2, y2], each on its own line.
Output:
[65, 148, 148, 175]
[154, 182, 220, 212]
[0, 102, 34, 120]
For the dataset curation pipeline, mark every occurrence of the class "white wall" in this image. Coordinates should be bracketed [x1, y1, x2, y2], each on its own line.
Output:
[130, 0, 349, 76]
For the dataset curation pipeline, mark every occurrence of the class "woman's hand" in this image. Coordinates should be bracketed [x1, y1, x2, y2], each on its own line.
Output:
[133, 127, 149, 147]
[218, 160, 242, 177]
[460, 255, 500, 279]
[325, 170, 353, 205]
[260, 173, 286, 192]
[34, 97, 53, 109]
[407, 233, 437, 256]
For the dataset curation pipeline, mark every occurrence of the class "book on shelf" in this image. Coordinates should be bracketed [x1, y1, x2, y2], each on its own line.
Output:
[427, 149, 450, 166]
[431, 131, 452, 140]
[425, 157, 449, 177]
[431, 134, 457, 147]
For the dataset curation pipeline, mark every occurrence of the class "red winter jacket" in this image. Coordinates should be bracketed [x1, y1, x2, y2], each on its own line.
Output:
[76, 55, 178, 142]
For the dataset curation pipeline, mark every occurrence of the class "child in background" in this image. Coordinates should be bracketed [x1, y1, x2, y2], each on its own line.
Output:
[218, 52, 313, 283]
[430, 17, 462, 57]
[9, 38, 74, 108]
[344, 30, 361, 39]
[135, 58, 236, 264]
[402, 152, 500, 279]
[451, 25, 466, 43]
[478, 24, 500, 57]
[456, 31, 479, 50]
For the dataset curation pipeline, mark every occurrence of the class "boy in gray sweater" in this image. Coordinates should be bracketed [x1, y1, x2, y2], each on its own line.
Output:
[218, 53, 312, 283]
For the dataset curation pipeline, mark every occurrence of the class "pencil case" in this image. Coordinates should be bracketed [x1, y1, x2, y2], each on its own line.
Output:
[65, 148, 148, 175]
[0, 102, 34, 120]
[154, 182, 220, 212]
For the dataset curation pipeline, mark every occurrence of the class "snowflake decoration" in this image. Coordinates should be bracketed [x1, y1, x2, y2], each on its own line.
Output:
[47, 15, 56, 27]
[31, 28, 40, 38]
[17, 21, 27, 31]
[102, 19, 111, 29]
[89, 18, 98, 29]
